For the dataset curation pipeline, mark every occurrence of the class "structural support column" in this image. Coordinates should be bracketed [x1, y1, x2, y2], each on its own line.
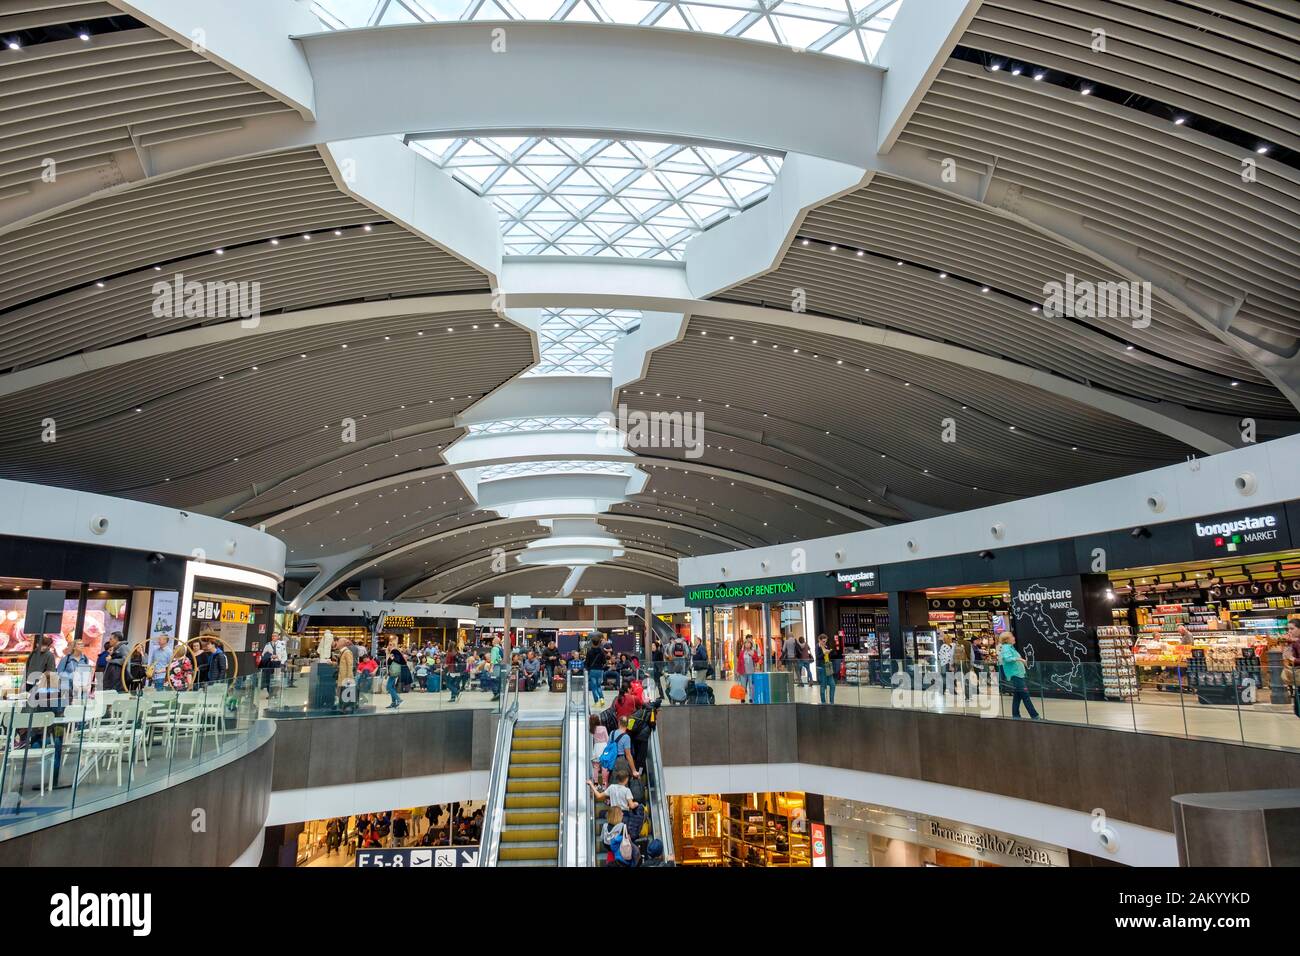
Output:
[887, 591, 930, 662]
[643, 594, 653, 661]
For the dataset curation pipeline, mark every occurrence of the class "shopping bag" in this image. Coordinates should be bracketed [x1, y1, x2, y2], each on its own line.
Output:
[729, 682, 746, 701]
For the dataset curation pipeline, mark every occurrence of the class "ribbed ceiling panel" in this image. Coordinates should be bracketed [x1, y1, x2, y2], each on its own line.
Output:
[0, 8, 300, 195]
[898, 0, 1300, 365]
[727, 178, 1292, 418]
[0, 149, 490, 369]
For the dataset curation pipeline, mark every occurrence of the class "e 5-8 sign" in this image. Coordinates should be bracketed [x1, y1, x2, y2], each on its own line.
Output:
[355, 847, 479, 868]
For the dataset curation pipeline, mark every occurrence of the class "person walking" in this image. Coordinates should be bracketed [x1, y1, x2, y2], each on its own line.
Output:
[585, 635, 608, 706]
[385, 642, 407, 709]
[781, 631, 801, 687]
[999, 633, 1039, 719]
[205, 639, 229, 685]
[649, 639, 665, 700]
[815, 633, 837, 704]
[101, 633, 126, 693]
[336, 637, 357, 712]
[146, 634, 172, 691]
[796, 635, 814, 687]
[56, 637, 93, 704]
[735, 634, 760, 703]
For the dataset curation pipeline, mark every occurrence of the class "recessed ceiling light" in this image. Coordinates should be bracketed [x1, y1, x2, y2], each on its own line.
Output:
[6, 41, 19, 51]
[1174, 116, 1186, 125]
[990, 63, 1001, 71]
[1256, 145, 1270, 155]
[270, 238, 279, 245]
[215, 248, 223, 255]
[1034, 72, 1045, 81]
[95, 281, 104, 288]
[981, 286, 990, 293]
[1011, 68, 1021, 76]
[829, 244, 838, 252]
[79, 32, 90, 42]
[302, 233, 311, 239]
[938, 272, 947, 279]
[1081, 86, 1093, 95]
[364, 224, 373, 231]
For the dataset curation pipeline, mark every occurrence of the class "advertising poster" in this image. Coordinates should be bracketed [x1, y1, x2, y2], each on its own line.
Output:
[1009, 574, 1105, 695]
[0, 597, 124, 660]
[810, 823, 827, 868]
[151, 591, 179, 644]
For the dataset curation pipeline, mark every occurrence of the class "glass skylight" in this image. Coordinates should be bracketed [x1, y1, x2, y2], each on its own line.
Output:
[523, 308, 641, 376]
[311, 0, 904, 63]
[478, 460, 637, 482]
[468, 416, 610, 434]
[405, 136, 782, 259]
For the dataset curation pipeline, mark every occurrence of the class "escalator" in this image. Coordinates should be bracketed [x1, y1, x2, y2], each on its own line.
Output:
[628, 608, 680, 651]
[497, 719, 563, 866]
[589, 678, 675, 866]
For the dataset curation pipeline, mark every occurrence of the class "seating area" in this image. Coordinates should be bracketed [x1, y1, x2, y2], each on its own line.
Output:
[0, 681, 261, 836]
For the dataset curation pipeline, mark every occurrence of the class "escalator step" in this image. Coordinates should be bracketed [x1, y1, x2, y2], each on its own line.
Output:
[501, 826, 559, 843]
[508, 765, 559, 778]
[498, 844, 558, 861]
[506, 779, 559, 794]
[512, 738, 562, 751]
[505, 810, 559, 825]
[511, 750, 561, 764]
[513, 726, 562, 738]
[504, 795, 558, 809]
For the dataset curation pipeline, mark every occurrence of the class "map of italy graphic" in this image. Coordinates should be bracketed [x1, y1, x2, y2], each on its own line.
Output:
[1012, 584, 1088, 692]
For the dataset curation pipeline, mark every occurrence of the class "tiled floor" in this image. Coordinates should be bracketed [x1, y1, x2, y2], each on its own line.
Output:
[255, 668, 1300, 750]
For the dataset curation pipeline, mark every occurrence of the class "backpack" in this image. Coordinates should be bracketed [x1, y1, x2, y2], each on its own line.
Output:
[671, 639, 687, 658]
[599, 729, 627, 771]
[608, 823, 637, 866]
[628, 707, 654, 742]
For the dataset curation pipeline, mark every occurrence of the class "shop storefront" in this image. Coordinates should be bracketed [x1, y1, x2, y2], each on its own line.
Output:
[0, 578, 133, 695]
[825, 797, 1068, 868]
[686, 501, 1300, 709]
[671, 791, 817, 867]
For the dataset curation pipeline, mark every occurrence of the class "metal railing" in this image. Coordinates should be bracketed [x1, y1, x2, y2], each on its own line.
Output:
[476, 665, 520, 867]
[0, 677, 262, 841]
[559, 671, 592, 867]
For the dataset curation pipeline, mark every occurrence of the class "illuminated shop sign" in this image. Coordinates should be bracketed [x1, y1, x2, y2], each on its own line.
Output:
[1188, 507, 1290, 559]
[832, 568, 878, 594]
[686, 581, 797, 603]
[382, 615, 416, 628]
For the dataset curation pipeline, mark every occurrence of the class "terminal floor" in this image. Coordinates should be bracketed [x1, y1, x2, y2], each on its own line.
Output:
[259, 673, 1300, 750]
[692, 678, 1300, 750]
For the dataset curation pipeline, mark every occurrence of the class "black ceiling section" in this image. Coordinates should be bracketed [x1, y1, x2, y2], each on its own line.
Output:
[0, 312, 533, 506]
[629, 315, 1199, 516]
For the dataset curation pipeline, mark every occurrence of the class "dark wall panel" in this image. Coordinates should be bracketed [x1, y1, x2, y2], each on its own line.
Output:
[656, 705, 1300, 833]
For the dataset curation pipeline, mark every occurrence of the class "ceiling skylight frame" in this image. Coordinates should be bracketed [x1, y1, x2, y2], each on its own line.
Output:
[312, 0, 904, 63]
[407, 135, 783, 260]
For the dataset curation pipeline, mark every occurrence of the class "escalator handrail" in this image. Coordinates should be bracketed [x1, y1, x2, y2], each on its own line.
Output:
[642, 677, 675, 864]
[477, 665, 520, 867]
[560, 671, 593, 867]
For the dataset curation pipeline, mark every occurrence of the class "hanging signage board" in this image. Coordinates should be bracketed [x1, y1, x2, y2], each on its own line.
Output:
[684, 567, 880, 606]
[220, 602, 251, 624]
[354, 846, 479, 868]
